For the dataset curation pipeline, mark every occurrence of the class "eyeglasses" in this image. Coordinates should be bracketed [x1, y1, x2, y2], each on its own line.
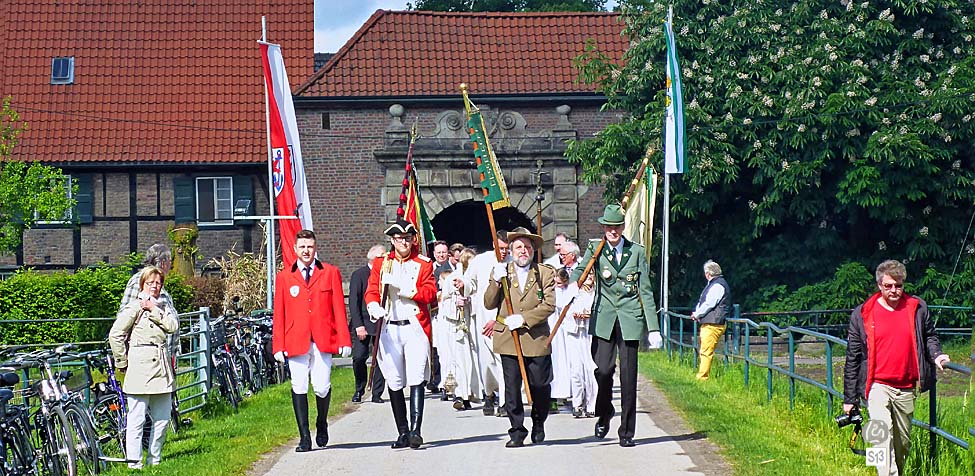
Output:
[880, 283, 904, 290]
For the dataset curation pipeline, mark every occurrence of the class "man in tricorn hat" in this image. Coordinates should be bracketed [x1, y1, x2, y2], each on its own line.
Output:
[483, 227, 556, 447]
[364, 218, 438, 449]
[571, 204, 660, 447]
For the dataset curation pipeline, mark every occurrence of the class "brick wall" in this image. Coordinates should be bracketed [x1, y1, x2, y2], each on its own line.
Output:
[297, 100, 620, 278]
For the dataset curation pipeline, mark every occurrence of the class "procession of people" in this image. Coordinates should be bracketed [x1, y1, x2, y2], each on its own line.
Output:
[261, 200, 667, 452]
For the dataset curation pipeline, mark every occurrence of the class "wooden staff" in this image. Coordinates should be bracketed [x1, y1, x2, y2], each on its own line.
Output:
[545, 148, 654, 347]
[462, 83, 532, 405]
[367, 256, 392, 392]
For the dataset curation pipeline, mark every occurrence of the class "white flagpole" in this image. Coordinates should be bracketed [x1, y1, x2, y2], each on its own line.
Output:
[261, 16, 276, 310]
[662, 172, 670, 342]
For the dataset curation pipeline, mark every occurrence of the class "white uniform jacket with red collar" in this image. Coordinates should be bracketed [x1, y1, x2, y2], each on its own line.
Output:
[272, 260, 352, 356]
[364, 250, 438, 341]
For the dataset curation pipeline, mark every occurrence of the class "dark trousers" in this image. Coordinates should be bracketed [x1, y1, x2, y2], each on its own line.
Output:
[429, 346, 441, 388]
[500, 354, 552, 440]
[352, 334, 384, 398]
[591, 319, 639, 439]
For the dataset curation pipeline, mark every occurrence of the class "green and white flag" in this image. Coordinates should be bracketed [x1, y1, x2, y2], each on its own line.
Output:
[664, 6, 685, 174]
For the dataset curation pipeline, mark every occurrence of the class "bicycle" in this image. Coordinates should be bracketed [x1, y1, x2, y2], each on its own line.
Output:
[0, 368, 38, 476]
[208, 315, 243, 411]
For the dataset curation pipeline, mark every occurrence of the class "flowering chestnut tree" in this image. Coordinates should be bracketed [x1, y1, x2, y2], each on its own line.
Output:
[569, 0, 975, 306]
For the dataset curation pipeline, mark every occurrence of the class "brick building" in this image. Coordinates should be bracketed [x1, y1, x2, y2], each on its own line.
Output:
[295, 10, 627, 277]
[0, 0, 313, 270]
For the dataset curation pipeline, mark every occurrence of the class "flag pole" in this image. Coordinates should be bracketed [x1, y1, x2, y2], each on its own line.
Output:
[259, 17, 276, 310]
[461, 83, 532, 405]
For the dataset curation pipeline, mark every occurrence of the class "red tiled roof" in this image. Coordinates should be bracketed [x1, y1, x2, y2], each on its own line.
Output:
[297, 10, 627, 98]
[1, 0, 313, 164]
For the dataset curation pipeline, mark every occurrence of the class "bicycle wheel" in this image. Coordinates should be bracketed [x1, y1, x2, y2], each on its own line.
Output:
[220, 361, 241, 411]
[89, 395, 125, 464]
[234, 352, 255, 395]
[37, 405, 78, 476]
[62, 403, 100, 475]
[1, 414, 39, 475]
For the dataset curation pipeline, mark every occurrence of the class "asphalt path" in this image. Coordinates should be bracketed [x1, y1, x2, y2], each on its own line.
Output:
[254, 363, 729, 476]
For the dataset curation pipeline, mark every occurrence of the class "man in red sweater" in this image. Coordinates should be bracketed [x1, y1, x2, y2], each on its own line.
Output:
[843, 260, 950, 476]
[272, 229, 352, 452]
[365, 219, 438, 449]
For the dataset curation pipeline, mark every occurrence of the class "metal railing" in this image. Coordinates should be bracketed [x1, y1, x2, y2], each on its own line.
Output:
[0, 307, 215, 415]
[660, 306, 973, 463]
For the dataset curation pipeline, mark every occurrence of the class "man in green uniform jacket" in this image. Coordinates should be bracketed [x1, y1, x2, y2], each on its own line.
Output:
[571, 204, 660, 447]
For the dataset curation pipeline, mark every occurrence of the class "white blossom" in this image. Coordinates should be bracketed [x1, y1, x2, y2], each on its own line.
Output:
[802, 101, 815, 110]
[953, 160, 962, 170]
[830, 52, 838, 61]
[820, 9, 828, 20]
[865, 97, 877, 106]
[930, 113, 942, 123]
[913, 28, 925, 39]
[781, 160, 789, 169]
[743, 118, 752, 125]
[798, 124, 807, 132]
[919, 54, 930, 63]
[763, 96, 774, 107]
[754, 140, 762, 149]
[923, 206, 932, 215]
[878, 241, 887, 251]
[812, 77, 822, 87]
[725, 112, 734, 121]
[688, 99, 699, 109]
[953, 47, 962, 55]
[846, 128, 861, 137]
[919, 226, 929, 237]
[748, 200, 757, 210]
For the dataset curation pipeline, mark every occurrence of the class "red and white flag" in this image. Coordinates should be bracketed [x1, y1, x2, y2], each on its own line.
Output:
[260, 42, 312, 266]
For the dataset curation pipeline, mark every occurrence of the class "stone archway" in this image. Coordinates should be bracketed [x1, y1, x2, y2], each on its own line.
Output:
[431, 200, 535, 252]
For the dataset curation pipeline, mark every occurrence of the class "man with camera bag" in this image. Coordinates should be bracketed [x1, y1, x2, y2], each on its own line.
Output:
[842, 260, 950, 476]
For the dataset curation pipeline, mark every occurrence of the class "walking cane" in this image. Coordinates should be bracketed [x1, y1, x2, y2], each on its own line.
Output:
[367, 257, 392, 393]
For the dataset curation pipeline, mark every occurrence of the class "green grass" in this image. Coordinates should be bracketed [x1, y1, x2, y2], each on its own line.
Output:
[102, 368, 355, 476]
[640, 349, 973, 476]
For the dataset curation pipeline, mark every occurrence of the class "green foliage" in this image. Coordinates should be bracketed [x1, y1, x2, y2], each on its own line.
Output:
[569, 1, 975, 307]
[184, 276, 226, 316]
[0, 97, 76, 254]
[758, 262, 875, 314]
[0, 265, 195, 346]
[408, 0, 606, 12]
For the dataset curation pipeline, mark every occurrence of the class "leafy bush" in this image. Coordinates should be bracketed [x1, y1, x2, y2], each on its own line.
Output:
[208, 251, 267, 316]
[0, 264, 194, 346]
[184, 276, 226, 316]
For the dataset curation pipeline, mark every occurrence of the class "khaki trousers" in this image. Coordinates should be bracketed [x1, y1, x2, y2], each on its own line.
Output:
[866, 383, 915, 476]
[695, 324, 726, 380]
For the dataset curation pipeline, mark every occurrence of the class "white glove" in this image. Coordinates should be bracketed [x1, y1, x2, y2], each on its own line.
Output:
[338, 346, 352, 358]
[273, 351, 286, 363]
[646, 331, 663, 349]
[934, 354, 950, 370]
[367, 302, 386, 322]
[505, 314, 525, 329]
[492, 262, 508, 282]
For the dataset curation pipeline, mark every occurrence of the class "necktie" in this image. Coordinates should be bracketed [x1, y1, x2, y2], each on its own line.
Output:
[304, 267, 311, 283]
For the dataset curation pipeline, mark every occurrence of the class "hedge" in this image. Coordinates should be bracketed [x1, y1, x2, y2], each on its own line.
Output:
[0, 265, 194, 346]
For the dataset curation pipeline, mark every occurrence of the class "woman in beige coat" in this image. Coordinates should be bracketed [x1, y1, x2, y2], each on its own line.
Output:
[109, 266, 179, 469]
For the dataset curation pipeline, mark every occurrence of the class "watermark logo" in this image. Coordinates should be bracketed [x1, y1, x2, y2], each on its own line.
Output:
[863, 420, 890, 468]
[863, 420, 890, 445]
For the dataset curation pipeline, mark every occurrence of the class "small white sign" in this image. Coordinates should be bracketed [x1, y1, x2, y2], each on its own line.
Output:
[865, 448, 888, 467]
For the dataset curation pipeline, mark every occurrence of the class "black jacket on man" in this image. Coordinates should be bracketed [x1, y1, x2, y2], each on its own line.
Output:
[349, 265, 378, 335]
[843, 293, 944, 406]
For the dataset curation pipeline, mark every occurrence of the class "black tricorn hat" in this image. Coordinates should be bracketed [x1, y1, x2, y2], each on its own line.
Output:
[384, 218, 418, 236]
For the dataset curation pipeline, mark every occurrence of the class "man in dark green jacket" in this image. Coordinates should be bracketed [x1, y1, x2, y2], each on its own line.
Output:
[571, 204, 659, 448]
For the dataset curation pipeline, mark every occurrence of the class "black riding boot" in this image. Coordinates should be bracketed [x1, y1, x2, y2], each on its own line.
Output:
[291, 391, 312, 452]
[315, 391, 331, 447]
[388, 389, 410, 449]
[409, 384, 426, 449]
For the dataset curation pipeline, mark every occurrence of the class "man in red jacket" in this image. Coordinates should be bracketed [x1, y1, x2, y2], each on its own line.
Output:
[843, 259, 950, 476]
[365, 218, 438, 449]
[273, 229, 352, 452]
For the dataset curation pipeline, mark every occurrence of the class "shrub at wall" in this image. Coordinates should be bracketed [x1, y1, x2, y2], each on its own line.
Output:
[0, 265, 194, 346]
